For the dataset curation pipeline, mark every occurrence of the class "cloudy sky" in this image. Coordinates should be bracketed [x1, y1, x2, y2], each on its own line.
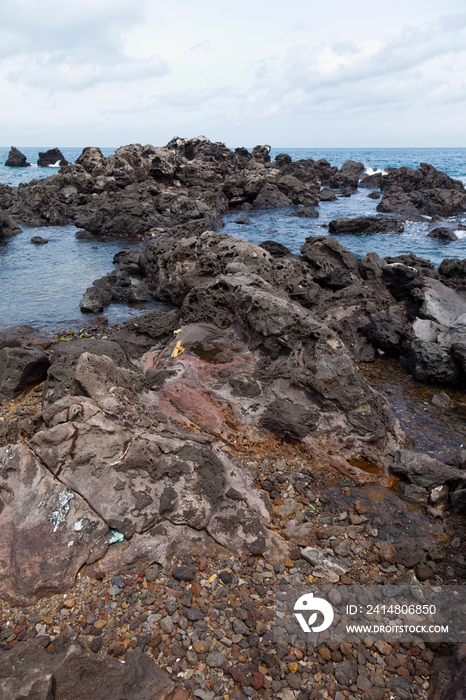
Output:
[1, 0, 465, 147]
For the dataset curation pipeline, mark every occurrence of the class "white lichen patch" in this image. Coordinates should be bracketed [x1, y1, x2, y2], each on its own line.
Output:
[50, 490, 74, 532]
[74, 519, 84, 531]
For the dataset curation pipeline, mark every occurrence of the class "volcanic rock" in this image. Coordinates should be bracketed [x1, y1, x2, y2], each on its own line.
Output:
[328, 217, 404, 235]
[37, 148, 69, 167]
[5, 146, 30, 167]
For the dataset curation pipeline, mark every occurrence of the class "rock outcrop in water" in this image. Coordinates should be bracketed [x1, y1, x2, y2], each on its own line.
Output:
[4, 146, 30, 167]
[1, 136, 463, 234]
[0, 209, 20, 237]
[37, 147, 69, 167]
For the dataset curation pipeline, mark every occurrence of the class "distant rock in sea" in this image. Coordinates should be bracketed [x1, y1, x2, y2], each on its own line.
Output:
[37, 147, 68, 167]
[5, 146, 30, 167]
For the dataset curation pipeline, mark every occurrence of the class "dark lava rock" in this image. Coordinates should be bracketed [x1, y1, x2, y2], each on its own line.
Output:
[80, 286, 113, 313]
[5, 146, 30, 167]
[253, 183, 292, 209]
[37, 147, 69, 167]
[30, 236, 49, 244]
[334, 659, 358, 686]
[260, 398, 315, 439]
[288, 205, 319, 218]
[318, 187, 337, 201]
[219, 570, 232, 584]
[0, 346, 50, 399]
[301, 236, 360, 276]
[259, 240, 291, 258]
[404, 339, 459, 385]
[0, 638, 173, 700]
[234, 216, 251, 225]
[229, 375, 261, 397]
[439, 258, 466, 290]
[360, 306, 410, 351]
[275, 152, 292, 166]
[173, 565, 196, 581]
[390, 450, 465, 489]
[330, 160, 365, 189]
[427, 226, 459, 242]
[367, 191, 381, 199]
[42, 338, 128, 407]
[329, 216, 404, 235]
[251, 145, 271, 163]
[313, 267, 354, 290]
[0, 210, 21, 237]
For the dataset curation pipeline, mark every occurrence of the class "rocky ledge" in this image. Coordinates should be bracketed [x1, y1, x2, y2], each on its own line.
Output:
[1, 216, 466, 696]
[0, 137, 464, 234]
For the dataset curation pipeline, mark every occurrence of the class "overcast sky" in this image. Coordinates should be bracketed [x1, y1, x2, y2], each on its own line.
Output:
[1, 0, 465, 148]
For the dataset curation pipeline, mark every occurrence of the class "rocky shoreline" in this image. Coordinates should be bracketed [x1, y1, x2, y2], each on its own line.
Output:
[1, 138, 466, 699]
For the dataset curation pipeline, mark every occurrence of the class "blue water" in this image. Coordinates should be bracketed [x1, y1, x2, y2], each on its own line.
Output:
[0, 226, 168, 333]
[1, 146, 466, 331]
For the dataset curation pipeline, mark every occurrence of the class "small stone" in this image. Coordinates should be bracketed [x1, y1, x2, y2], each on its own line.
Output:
[172, 691, 191, 700]
[375, 641, 392, 655]
[111, 575, 125, 588]
[173, 565, 196, 581]
[233, 619, 249, 635]
[451, 537, 462, 549]
[183, 607, 205, 621]
[63, 598, 75, 608]
[193, 690, 214, 700]
[108, 585, 120, 596]
[415, 562, 435, 581]
[146, 564, 159, 582]
[160, 616, 174, 634]
[206, 652, 225, 668]
[90, 637, 102, 653]
[288, 662, 299, 674]
[219, 570, 232, 584]
[335, 659, 358, 686]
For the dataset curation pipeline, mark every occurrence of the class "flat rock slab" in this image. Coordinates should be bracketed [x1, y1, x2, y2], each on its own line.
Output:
[0, 443, 108, 605]
[390, 449, 466, 489]
[0, 639, 173, 700]
[420, 278, 466, 327]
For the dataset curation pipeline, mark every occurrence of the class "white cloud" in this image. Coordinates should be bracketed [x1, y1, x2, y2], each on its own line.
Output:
[0, 1, 466, 146]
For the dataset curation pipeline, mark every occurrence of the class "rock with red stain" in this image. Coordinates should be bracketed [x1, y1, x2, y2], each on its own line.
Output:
[251, 671, 265, 689]
[0, 443, 108, 605]
[229, 664, 253, 686]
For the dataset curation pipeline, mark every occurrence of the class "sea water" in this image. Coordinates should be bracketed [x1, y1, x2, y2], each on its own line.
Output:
[1, 146, 466, 331]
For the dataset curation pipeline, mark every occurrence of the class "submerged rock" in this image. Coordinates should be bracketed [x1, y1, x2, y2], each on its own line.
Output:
[329, 216, 404, 235]
[0, 210, 20, 237]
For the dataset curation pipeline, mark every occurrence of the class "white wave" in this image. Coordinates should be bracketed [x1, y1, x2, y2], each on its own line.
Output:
[454, 230, 466, 239]
[364, 166, 388, 176]
[47, 160, 61, 167]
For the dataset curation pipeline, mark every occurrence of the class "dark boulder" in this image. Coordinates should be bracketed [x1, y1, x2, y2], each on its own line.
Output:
[330, 160, 365, 189]
[288, 205, 319, 218]
[259, 240, 291, 258]
[439, 258, 466, 290]
[251, 145, 271, 163]
[30, 235, 48, 244]
[0, 346, 50, 399]
[360, 306, 411, 351]
[79, 286, 113, 313]
[301, 236, 360, 276]
[110, 309, 180, 358]
[313, 267, 355, 290]
[367, 190, 381, 199]
[113, 248, 143, 275]
[318, 187, 337, 201]
[0, 638, 173, 700]
[390, 450, 465, 489]
[404, 339, 460, 385]
[359, 172, 383, 189]
[0, 210, 21, 237]
[427, 226, 459, 242]
[380, 162, 464, 194]
[234, 215, 251, 225]
[5, 146, 30, 167]
[37, 147, 69, 167]
[275, 152, 292, 166]
[378, 188, 466, 218]
[42, 338, 128, 407]
[260, 399, 316, 439]
[328, 216, 404, 235]
[253, 183, 292, 209]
